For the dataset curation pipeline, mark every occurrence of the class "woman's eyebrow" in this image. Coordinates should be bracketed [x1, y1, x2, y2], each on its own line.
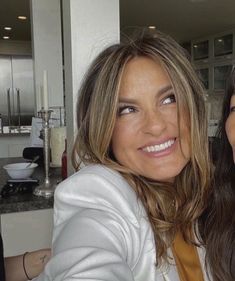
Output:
[158, 84, 173, 95]
[118, 85, 173, 104]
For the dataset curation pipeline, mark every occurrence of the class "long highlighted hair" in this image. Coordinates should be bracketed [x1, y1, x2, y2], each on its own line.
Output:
[72, 31, 211, 265]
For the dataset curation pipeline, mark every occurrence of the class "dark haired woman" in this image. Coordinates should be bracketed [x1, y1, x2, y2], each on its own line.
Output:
[201, 69, 235, 281]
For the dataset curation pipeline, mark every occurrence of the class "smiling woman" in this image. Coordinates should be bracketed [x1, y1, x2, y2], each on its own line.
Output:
[36, 31, 212, 281]
[111, 56, 190, 182]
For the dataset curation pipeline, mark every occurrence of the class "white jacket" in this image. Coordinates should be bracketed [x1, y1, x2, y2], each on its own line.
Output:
[36, 164, 210, 281]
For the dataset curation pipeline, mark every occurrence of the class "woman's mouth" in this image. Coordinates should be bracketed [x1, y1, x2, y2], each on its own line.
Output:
[141, 139, 176, 153]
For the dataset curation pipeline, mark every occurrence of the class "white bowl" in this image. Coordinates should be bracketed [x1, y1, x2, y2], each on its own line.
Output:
[3, 163, 38, 179]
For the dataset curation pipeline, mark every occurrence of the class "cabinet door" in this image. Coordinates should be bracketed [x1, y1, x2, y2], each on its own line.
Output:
[0, 209, 53, 257]
[213, 64, 233, 91]
[196, 67, 209, 90]
[192, 40, 209, 61]
[214, 33, 233, 58]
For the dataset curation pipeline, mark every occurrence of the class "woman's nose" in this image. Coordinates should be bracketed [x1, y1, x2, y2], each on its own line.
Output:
[141, 109, 167, 136]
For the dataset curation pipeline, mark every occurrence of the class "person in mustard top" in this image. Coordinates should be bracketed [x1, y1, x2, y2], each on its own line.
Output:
[201, 69, 235, 281]
[36, 32, 212, 281]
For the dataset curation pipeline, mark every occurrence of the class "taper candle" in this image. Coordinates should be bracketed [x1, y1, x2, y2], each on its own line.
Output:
[43, 70, 48, 110]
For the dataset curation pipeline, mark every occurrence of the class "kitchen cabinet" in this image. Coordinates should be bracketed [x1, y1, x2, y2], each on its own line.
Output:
[214, 33, 233, 58]
[196, 67, 209, 90]
[191, 29, 235, 95]
[213, 63, 233, 91]
[0, 209, 53, 257]
[192, 40, 209, 61]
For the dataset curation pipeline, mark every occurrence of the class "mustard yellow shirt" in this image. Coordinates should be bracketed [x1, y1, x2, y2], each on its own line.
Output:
[172, 231, 204, 281]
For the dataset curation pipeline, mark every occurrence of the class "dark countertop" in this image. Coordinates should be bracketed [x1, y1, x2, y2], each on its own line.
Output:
[0, 158, 62, 214]
[0, 132, 30, 137]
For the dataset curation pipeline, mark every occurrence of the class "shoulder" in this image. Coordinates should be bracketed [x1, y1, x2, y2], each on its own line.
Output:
[56, 164, 136, 201]
[54, 164, 144, 225]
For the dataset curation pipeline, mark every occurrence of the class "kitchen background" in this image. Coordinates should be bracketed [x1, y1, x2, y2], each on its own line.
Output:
[0, 0, 235, 158]
[0, 0, 234, 258]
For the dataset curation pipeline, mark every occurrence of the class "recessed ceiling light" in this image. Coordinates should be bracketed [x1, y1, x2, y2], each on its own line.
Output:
[18, 16, 27, 20]
[4, 27, 12, 31]
[148, 26, 156, 29]
[3, 36, 10, 40]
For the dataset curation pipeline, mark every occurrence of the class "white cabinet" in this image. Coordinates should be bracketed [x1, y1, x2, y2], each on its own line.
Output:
[0, 209, 53, 257]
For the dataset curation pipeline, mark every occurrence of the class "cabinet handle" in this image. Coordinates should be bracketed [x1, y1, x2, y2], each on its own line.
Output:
[7, 88, 12, 127]
[16, 88, 21, 128]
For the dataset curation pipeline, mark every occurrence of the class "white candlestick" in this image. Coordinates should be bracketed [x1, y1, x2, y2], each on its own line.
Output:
[39, 85, 43, 110]
[43, 70, 48, 110]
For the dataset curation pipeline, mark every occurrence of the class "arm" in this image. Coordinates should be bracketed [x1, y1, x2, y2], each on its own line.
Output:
[36, 166, 141, 281]
[5, 249, 51, 281]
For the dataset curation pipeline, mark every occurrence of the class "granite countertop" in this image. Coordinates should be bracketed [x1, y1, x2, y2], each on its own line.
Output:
[0, 158, 61, 214]
[0, 132, 30, 137]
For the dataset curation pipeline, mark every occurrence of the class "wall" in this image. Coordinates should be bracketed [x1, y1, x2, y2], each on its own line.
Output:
[62, 0, 120, 174]
[30, 0, 64, 112]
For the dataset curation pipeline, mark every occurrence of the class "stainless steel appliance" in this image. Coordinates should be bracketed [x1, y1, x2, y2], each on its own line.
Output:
[0, 55, 35, 128]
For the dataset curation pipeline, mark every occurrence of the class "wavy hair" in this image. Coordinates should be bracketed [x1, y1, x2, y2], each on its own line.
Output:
[201, 69, 235, 281]
[72, 31, 211, 265]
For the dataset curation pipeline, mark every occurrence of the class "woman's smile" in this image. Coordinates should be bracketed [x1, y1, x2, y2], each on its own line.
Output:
[140, 138, 176, 153]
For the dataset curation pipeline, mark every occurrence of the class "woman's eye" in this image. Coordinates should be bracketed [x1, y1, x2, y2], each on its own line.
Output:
[162, 94, 176, 105]
[230, 106, 235, 112]
[118, 105, 136, 116]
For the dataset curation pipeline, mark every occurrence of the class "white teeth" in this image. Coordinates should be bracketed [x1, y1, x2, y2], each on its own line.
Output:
[142, 139, 175, 153]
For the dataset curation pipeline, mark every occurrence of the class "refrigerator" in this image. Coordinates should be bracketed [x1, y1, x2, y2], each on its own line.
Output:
[0, 55, 35, 127]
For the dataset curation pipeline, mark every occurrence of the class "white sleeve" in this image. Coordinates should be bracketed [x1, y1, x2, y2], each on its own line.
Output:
[37, 166, 142, 281]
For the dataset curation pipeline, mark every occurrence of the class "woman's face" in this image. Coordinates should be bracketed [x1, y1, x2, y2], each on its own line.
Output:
[111, 56, 190, 182]
[225, 93, 235, 161]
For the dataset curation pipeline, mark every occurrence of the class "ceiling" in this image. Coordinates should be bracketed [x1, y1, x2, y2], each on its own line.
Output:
[1, 0, 235, 43]
[0, 0, 31, 41]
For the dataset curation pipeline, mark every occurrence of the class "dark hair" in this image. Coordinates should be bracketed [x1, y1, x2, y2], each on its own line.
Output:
[201, 69, 235, 281]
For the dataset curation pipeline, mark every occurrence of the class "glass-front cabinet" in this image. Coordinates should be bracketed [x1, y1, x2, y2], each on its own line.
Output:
[193, 40, 209, 61]
[196, 67, 209, 90]
[213, 64, 233, 91]
[191, 30, 235, 95]
[214, 34, 233, 58]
